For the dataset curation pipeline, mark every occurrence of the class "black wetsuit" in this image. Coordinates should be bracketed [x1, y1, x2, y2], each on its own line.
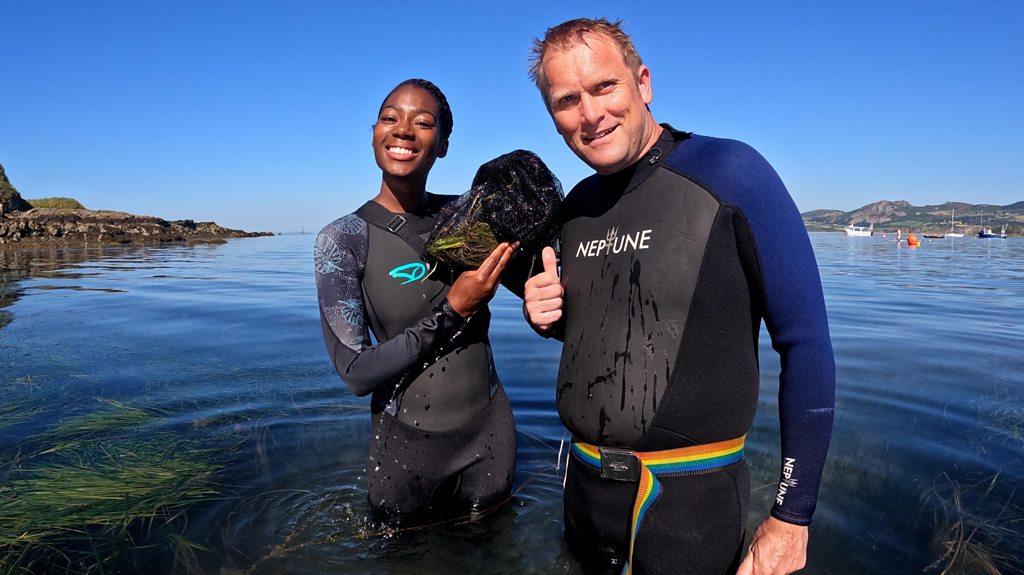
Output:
[555, 126, 836, 573]
[315, 193, 516, 517]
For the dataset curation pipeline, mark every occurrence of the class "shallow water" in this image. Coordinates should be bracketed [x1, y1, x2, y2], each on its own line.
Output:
[1, 233, 1022, 574]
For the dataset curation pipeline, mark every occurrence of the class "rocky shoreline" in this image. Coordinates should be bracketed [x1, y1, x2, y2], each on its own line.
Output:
[0, 208, 272, 248]
[0, 163, 272, 249]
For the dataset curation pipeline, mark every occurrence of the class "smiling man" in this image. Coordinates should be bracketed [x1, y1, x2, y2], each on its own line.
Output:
[523, 18, 836, 575]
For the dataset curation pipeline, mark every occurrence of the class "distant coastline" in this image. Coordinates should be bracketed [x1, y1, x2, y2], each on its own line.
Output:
[802, 200, 1024, 236]
[0, 163, 271, 249]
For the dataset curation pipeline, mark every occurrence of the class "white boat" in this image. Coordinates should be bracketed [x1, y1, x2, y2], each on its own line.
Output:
[946, 208, 964, 237]
[976, 212, 1006, 239]
[844, 223, 874, 236]
[978, 224, 1007, 239]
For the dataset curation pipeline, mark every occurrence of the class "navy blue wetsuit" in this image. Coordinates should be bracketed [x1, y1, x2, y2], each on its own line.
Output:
[555, 126, 835, 573]
[315, 193, 516, 518]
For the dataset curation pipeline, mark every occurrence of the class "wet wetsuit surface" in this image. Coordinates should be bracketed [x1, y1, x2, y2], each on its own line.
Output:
[315, 193, 515, 516]
[556, 126, 836, 571]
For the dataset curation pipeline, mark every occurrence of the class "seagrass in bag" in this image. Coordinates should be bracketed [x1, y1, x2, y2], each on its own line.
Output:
[423, 150, 563, 269]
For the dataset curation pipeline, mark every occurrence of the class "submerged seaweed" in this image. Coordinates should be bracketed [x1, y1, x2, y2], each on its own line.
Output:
[0, 398, 223, 573]
[924, 473, 1024, 574]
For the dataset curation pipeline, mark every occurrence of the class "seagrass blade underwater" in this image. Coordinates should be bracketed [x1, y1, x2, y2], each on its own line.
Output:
[423, 150, 563, 268]
[0, 398, 224, 572]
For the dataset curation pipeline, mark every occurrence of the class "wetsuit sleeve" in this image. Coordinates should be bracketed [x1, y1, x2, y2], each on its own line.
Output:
[315, 215, 467, 397]
[695, 140, 836, 525]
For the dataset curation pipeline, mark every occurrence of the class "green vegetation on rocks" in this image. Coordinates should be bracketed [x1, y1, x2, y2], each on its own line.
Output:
[24, 197, 86, 209]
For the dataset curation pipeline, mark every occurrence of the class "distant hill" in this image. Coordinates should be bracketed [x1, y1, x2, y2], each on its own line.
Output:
[802, 200, 1024, 236]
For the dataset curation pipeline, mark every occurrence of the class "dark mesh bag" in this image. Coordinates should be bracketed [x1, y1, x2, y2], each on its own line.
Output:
[423, 150, 562, 268]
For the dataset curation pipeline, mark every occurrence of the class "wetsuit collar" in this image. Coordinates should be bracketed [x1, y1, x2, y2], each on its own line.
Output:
[388, 192, 442, 234]
[659, 122, 691, 142]
[357, 193, 439, 254]
[598, 123, 691, 195]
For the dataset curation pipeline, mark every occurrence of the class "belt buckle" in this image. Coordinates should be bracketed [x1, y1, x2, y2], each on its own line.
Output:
[599, 447, 639, 482]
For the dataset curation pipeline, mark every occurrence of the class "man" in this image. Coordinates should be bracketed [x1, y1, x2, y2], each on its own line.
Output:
[523, 18, 836, 575]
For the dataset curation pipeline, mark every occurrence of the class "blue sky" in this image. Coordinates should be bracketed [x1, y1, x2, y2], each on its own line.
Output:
[2, 1, 1021, 232]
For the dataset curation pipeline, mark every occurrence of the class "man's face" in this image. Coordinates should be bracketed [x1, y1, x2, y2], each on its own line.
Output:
[540, 34, 655, 175]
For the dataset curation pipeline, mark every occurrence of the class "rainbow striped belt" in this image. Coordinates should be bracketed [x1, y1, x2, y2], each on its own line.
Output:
[571, 435, 746, 574]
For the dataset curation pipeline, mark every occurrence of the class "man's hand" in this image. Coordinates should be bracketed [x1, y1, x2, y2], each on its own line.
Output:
[447, 242, 516, 317]
[523, 246, 563, 333]
[736, 517, 808, 575]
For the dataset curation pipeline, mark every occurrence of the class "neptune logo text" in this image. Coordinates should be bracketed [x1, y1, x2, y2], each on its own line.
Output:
[388, 262, 428, 285]
[575, 227, 653, 258]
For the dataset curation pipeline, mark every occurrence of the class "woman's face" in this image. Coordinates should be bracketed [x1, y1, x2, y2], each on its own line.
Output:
[372, 85, 447, 181]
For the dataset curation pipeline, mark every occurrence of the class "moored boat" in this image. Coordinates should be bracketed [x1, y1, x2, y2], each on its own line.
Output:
[844, 223, 874, 237]
[946, 208, 964, 237]
[978, 225, 1007, 239]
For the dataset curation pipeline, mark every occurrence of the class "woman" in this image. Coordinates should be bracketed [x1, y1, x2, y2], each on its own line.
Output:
[315, 79, 518, 518]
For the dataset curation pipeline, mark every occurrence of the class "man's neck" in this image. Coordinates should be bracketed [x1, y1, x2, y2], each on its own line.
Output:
[598, 118, 664, 176]
[637, 119, 665, 160]
[597, 118, 664, 177]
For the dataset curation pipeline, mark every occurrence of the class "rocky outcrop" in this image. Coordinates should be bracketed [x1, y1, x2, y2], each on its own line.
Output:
[0, 208, 272, 247]
[0, 164, 34, 214]
[0, 164, 272, 248]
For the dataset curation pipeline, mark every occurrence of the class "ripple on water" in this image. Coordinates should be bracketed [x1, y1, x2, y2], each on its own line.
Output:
[1, 234, 1022, 573]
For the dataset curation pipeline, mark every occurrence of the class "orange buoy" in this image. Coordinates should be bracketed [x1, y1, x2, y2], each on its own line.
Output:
[907, 233, 921, 247]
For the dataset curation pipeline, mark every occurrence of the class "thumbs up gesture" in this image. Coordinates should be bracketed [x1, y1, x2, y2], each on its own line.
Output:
[523, 246, 563, 334]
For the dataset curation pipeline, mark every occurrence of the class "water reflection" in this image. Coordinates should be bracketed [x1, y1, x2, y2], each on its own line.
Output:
[1, 235, 1022, 573]
[1, 246, 151, 330]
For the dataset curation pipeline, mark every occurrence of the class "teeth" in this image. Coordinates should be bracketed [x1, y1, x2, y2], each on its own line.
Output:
[583, 127, 614, 142]
[387, 146, 415, 156]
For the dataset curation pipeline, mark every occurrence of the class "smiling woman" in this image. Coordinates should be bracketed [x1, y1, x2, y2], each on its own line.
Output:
[371, 81, 450, 183]
[314, 79, 520, 520]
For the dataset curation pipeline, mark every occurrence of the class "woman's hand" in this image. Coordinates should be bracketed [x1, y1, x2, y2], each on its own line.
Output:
[446, 242, 518, 317]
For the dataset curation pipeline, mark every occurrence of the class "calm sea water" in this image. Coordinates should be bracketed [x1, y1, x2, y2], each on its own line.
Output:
[1, 233, 1022, 574]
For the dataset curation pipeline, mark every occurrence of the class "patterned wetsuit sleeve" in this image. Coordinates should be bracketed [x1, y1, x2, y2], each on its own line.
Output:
[315, 214, 466, 397]
[696, 139, 836, 525]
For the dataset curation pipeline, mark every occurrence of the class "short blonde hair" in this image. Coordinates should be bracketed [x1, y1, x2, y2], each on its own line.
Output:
[528, 18, 644, 90]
